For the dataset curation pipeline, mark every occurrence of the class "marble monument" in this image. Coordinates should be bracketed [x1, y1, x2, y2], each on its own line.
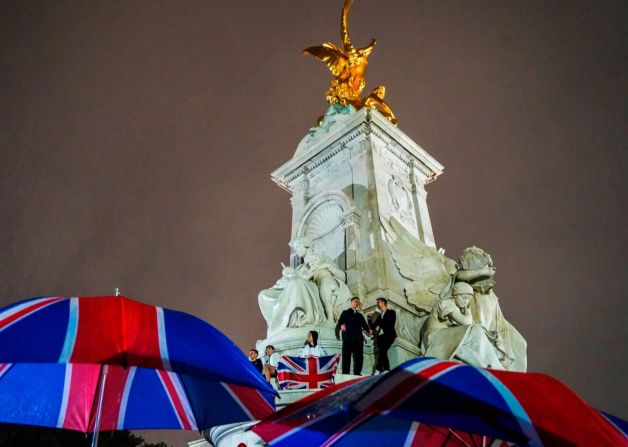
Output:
[255, 102, 526, 374]
[194, 1, 528, 445]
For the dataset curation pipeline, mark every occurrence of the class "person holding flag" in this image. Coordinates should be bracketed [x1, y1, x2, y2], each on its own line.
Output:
[298, 331, 327, 357]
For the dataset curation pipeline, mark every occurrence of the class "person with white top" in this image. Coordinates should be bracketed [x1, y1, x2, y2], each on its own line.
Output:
[298, 330, 327, 357]
[260, 345, 281, 383]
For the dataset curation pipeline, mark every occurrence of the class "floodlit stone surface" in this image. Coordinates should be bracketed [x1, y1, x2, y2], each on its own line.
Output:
[199, 107, 527, 447]
[258, 106, 446, 372]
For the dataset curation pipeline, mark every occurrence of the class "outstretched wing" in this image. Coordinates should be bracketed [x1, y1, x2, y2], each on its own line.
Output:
[303, 42, 349, 77]
[381, 216, 457, 311]
[382, 216, 457, 280]
[357, 38, 376, 58]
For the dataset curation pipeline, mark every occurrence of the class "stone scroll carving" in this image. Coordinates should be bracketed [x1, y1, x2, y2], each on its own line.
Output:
[382, 216, 527, 371]
[258, 236, 353, 338]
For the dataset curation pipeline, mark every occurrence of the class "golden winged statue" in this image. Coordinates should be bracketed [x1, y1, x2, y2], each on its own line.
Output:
[303, 0, 398, 125]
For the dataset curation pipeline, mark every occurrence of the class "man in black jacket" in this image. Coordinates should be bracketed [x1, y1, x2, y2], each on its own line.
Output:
[336, 296, 370, 375]
[370, 297, 397, 373]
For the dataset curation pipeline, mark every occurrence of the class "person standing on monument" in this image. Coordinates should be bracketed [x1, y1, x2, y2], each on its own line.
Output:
[336, 296, 370, 375]
[370, 297, 397, 374]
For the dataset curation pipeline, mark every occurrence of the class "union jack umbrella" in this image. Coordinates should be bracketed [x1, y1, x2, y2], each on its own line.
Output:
[0, 296, 275, 443]
[253, 357, 627, 447]
[277, 354, 341, 390]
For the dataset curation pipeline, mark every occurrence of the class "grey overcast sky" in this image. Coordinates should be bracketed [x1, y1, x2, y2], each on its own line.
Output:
[1, 1, 626, 445]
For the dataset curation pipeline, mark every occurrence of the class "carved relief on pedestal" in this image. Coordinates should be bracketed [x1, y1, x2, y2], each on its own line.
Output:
[387, 174, 414, 228]
[302, 200, 345, 268]
[395, 309, 422, 346]
[373, 142, 420, 238]
[297, 193, 351, 269]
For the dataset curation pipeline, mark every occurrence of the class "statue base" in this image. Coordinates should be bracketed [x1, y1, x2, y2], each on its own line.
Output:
[256, 323, 379, 375]
[256, 323, 422, 376]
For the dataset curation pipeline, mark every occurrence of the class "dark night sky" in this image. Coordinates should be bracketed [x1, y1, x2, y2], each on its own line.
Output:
[1, 1, 627, 445]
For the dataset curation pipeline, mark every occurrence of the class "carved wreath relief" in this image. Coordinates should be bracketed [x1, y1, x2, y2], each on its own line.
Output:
[387, 175, 414, 226]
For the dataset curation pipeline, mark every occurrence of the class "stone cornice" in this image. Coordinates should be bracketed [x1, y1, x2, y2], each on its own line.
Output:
[367, 110, 444, 183]
[272, 108, 444, 192]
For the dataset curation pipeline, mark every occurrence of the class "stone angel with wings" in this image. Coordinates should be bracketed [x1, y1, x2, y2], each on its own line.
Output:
[381, 216, 457, 313]
[382, 217, 527, 370]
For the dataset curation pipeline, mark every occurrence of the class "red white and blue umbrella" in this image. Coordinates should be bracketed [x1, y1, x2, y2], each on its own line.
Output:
[253, 357, 627, 447]
[0, 296, 275, 435]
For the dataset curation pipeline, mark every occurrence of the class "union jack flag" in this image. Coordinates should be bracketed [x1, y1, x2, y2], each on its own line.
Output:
[277, 354, 341, 390]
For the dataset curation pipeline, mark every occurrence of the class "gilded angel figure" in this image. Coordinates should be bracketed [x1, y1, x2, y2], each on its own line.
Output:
[303, 0, 397, 125]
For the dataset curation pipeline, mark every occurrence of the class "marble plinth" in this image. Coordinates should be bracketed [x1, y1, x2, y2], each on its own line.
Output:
[264, 105, 444, 367]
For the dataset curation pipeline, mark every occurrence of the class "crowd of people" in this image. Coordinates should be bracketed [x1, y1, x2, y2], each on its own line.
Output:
[248, 296, 397, 383]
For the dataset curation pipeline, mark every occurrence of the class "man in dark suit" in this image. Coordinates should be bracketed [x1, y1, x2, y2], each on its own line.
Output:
[370, 297, 397, 373]
[336, 296, 370, 375]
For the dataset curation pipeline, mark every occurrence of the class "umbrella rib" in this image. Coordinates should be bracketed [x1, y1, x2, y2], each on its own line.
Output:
[120, 297, 128, 367]
[173, 374, 200, 432]
[441, 431, 453, 447]
[447, 429, 473, 447]
[89, 364, 109, 447]
[87, 364, 105, 433]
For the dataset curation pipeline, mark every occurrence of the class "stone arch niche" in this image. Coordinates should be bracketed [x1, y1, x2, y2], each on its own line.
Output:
[299, 199, 345, 268]
[293, 192, 359, 288]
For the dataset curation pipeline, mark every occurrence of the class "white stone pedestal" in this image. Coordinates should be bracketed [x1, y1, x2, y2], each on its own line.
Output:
[266, 105, 444, 366]
[195, 106, 449, 447]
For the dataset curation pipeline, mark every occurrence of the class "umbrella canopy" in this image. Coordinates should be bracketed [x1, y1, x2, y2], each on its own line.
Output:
[0, 296, 275, 432]
[252, 357, 627, 447]
[0, 362, 273, 432]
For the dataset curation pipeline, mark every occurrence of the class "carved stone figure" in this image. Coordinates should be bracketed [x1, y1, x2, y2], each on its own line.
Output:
[395, 310, 421, 346]
[456, 246, 527, 371]
[258, 264, 325, 337]
[381, 216, 457, 313]
[258, 236, 352, 337]
[420, 282, 505, 369]
[382, 216, 527, 371]
[301, 248, 353, 322]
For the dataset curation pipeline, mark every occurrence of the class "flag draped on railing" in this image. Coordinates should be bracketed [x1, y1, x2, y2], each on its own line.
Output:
[277, 354, 341, 390]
